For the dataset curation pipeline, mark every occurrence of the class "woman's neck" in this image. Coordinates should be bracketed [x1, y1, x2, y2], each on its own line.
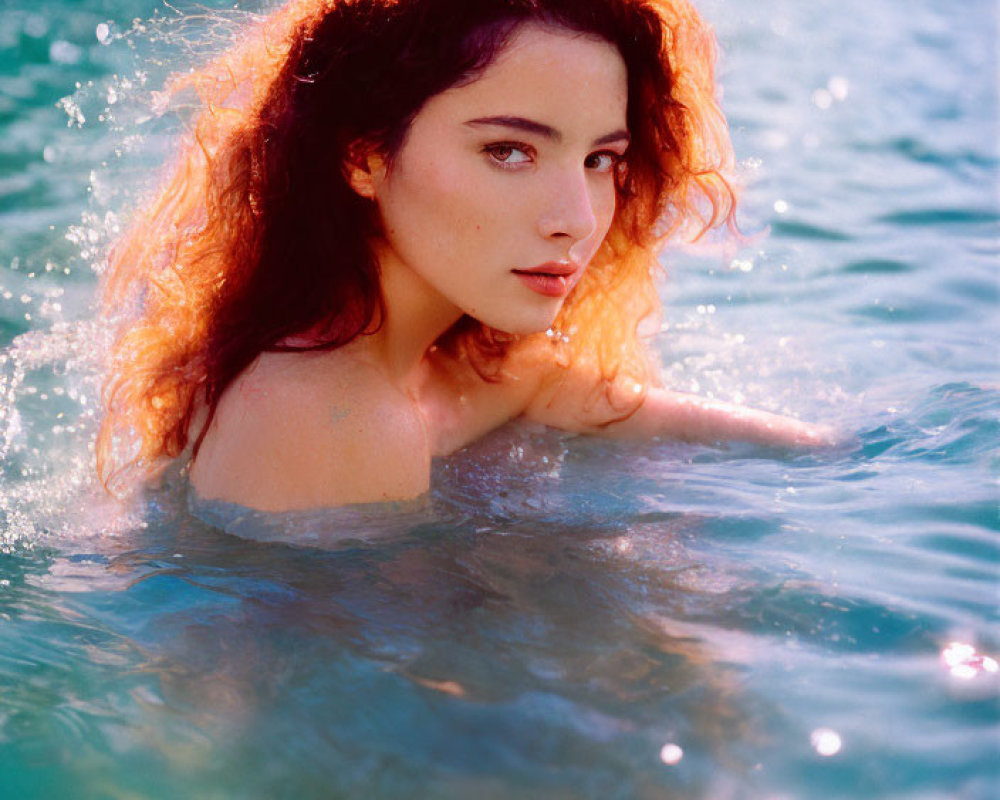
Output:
[366, 240, 465, 390]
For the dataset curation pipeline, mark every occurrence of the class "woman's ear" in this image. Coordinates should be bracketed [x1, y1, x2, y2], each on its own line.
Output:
[343, 142, 386, 200]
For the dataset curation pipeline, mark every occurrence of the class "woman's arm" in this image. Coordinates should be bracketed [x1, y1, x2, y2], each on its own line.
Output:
[594, 386, 832, 447]
[520, 351, 831, 448]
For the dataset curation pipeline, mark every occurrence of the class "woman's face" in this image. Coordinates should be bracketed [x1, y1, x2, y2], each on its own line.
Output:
[364, 23, 629, 335]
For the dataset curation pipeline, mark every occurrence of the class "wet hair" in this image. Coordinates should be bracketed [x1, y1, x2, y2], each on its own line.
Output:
[97, 0, 736, 493]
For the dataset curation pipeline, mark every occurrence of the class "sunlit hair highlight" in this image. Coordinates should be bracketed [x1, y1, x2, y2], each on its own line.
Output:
[97, 0, 736, 494]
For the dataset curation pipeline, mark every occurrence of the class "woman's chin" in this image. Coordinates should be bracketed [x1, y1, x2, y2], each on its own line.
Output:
[474, 308, 565, 338]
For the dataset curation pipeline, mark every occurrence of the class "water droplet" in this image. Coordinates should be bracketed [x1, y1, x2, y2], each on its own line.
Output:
[810, 728, 842, 756]
[57, 96, 86, 128]
[96, 22, 114, 45]
[659, 743, 683, 765]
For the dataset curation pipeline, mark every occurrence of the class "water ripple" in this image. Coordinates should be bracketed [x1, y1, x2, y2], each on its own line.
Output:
[878, 208, 1000, 227]
[770, 218, 853, 241]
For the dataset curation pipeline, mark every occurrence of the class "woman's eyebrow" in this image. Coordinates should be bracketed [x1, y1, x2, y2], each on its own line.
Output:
[464, 115, 629, 147]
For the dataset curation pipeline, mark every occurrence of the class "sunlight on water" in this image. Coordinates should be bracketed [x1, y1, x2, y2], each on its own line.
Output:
[942, 641, 1000, 681]
[659, 742, 684, 765]
[809, 727, 843, 757]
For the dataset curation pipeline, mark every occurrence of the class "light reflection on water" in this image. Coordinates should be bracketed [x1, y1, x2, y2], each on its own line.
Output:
[0, 0, 997, 798]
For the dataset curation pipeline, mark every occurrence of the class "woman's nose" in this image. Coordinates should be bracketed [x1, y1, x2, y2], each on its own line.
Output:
[537, 168, 599, 245]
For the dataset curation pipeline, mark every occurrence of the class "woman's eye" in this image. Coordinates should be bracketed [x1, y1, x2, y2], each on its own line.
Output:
[585, 152, 621, 172]
[484, 144, 532, 168]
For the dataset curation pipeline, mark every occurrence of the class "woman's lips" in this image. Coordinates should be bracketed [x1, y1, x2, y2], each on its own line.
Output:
[512, 261, 579, 298]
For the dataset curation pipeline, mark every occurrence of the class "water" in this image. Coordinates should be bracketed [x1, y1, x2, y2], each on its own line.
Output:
[0, 1, 997, 797]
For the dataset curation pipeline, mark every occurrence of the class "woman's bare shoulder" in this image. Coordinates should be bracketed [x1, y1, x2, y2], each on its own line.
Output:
[189, 350, 430, 511]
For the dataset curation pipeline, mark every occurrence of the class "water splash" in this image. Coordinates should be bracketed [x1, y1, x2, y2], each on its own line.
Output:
[2, 3, 259, 547]
[0, 319, 117, 544]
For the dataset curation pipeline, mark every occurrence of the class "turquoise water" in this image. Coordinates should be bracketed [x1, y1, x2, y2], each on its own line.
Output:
[1, 1, 997, 798]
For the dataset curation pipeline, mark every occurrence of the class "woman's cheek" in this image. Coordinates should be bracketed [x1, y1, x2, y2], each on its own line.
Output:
[421, 162, 487, 241]
[387, 165, 459, 255]
[597, 179, 618, 232]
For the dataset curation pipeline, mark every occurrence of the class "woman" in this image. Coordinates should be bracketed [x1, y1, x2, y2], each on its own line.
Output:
[98, 0, 828, 512]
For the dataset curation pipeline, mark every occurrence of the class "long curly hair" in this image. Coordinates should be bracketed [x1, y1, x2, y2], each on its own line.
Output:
[97, 0, 736, 494]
